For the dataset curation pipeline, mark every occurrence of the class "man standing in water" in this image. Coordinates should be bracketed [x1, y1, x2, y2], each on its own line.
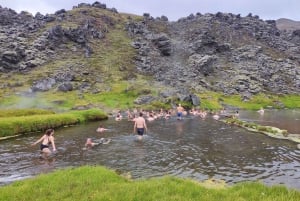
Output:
[177, 103, 184, 120]
[134, 112, 147, 140]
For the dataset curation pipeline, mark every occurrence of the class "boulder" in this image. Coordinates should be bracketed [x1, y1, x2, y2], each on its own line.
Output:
[31, 78, 56, 92]
[190, 94, 200, 106]
[57, 82, 73, 92]
[134, 95, 156, 105]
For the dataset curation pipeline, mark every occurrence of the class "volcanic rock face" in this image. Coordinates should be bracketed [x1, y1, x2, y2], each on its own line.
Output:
[0, 3, 300, 98]
[0, 2, 114, 93]
[126, 12, 300, 96]
[0, 5, 106, 73]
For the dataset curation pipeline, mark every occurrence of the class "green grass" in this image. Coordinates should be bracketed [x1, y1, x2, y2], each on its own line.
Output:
[198, 91, 223, 110]
[0, 166, 299, 201]
[278, 94, 300, 108]
[198, 92, 300, 110]
[220, 93, 276, 110]
[0, 109, 54, 117]
[0, 109, 107, 138]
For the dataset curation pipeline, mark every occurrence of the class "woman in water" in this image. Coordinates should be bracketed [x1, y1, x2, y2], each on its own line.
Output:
[96, 125, 108, 133]
[85, 138, 99, 148]
[85, 138, 112, 148]
[32, 129, 56, 155]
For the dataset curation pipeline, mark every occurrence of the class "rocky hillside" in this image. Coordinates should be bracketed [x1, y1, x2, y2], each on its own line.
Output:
[127, 13, 300, 101]
[0, 2, 140, 109]
[0, 2, 300, 109]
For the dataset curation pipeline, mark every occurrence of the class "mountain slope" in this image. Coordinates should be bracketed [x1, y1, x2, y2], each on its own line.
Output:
[276, 18, 300, 31]
[0, 3, 299, 110]
[127, 13, 300, 99]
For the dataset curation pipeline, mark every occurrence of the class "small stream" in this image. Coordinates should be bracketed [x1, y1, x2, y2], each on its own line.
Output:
[0, 110, 299, 189]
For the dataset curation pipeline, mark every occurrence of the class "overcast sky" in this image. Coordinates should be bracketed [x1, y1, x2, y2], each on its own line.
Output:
[0, 0, 299, 21]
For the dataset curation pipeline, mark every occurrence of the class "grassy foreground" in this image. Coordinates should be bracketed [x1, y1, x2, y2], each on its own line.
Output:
[0, 166, 299, 201]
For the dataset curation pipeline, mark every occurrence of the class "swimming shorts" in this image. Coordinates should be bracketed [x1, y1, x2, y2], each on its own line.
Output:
[137, 128, 144, 136]
[177, 112, 182, 117]
[40, 144, 49, 151]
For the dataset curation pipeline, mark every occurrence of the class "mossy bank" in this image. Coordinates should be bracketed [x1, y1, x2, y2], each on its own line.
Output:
[0, 109, 107, 139]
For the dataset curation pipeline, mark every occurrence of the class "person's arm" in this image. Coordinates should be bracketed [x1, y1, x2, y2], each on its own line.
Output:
[31, 135, 45, 146]
[143, 119, 147, 132]
[133, 121, 137, 133]
[50, 137, 56, 151]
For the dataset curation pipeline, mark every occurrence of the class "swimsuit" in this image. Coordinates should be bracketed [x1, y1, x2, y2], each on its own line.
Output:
[177, 112, 182, 117]
[40, 136, 51, 150]
[137, 128, 144, 136]
[40, 144, 49, 150]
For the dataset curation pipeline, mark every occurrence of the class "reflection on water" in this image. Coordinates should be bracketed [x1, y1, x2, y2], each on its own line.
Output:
[0, 111, 300, 190]
[239, 109, 300, 134]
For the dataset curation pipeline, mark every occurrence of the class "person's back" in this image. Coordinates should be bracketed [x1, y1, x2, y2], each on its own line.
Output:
[134, 112, 147, 139]
[135, 115, 146, 128]
[177, 104, 184, 120]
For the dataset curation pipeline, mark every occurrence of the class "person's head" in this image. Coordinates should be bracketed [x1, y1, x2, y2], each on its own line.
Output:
[139, 112, 143, 117]
[45, 129, 54, 136]
[86, 138, 92, 144]
[179, 104, 181, 106]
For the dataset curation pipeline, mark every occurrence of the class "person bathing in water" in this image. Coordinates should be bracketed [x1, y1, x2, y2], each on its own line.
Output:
[85, 138, 98, 148]
[85, 138, 111, 148]
[177, 103, 185, 120]
[134, 112, 147, 140]
[96, 124, 108, 133]
[258, 107, 265, 115]
[32, 129, 56, 155]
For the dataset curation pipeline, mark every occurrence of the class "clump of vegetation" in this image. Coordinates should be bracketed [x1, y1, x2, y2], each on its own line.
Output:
[257, 126, 280, 134]
[244, 122, 258, 129]
[282, 130, 289, 137]
[257, 126, 268, 132]
[224, 118, 244, 126]
[224, 118, 292, 140]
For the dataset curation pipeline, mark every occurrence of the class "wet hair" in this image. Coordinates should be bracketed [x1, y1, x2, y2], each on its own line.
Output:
[139, 112, 143, 117]
[45, 129, 54, 136]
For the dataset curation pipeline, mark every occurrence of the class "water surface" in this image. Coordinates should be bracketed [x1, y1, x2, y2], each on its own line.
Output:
[0, 111, 299, 189]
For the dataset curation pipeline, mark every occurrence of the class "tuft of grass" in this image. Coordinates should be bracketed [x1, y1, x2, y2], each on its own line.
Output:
[0, 166, 299, 201]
